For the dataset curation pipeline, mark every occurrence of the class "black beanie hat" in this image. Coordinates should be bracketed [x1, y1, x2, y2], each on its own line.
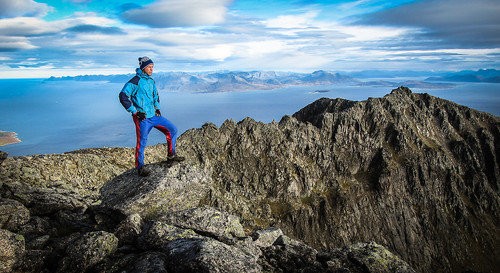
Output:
[139, 56, 153, 70]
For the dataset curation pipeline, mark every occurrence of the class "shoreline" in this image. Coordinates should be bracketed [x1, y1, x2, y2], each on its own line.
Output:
[0, 131, 21, 146]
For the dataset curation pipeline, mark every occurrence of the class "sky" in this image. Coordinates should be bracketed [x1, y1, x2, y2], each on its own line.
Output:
[0, 0, 499, 78]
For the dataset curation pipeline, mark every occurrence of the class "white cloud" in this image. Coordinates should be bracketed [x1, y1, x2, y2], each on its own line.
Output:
[0, 17, 59, 36]
[264, 11, 319, 29]
[0, 14, 120, 51]
[121, 0, 233, 28]
[0, 0, 52, 18]
[145, 31, 220, 46]
[0, 14, 117, 37]
[61, 12, 118, 27]
[358, 0, 500, 48]
[237, 40, 285, 57]
[0, 17, 58, 51]
[172, 44, 235, 61]
[0, 36, 38, 51]
[340, 24, 409, 42]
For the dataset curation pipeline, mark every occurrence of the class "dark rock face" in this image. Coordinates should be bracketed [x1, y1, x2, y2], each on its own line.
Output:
[177, 87, 500, 273]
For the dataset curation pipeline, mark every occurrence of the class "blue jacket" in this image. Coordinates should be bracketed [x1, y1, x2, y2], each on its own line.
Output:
[119, 68, 160, 118]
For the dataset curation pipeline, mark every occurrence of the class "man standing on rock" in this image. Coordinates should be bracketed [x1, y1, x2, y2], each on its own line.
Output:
[119, 56, 184, 177]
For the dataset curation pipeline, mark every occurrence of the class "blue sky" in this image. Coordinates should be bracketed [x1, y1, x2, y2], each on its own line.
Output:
[0, 0, 499, 78]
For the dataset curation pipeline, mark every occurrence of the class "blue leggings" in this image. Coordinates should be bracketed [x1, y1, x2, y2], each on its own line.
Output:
[133, 115, 177, 169]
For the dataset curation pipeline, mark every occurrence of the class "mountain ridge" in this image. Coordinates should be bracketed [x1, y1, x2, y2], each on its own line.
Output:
[177, 86, 500, 272]
[45, 69, 500, 92]
[426, 69, 500, 83]
[47, 70, 357, 92]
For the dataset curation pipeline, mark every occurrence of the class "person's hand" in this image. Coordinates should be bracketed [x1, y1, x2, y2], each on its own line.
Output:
[155, 109, 161, 117]
[135, 112, 146, 121]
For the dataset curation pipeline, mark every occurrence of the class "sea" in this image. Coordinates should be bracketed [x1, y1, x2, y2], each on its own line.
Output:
[1, 78, 499, 156]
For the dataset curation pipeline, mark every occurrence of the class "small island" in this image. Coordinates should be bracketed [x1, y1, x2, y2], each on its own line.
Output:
[0, 131, 21, 146]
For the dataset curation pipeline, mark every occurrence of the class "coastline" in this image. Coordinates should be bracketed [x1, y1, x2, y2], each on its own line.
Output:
[0, 131, 21, 146]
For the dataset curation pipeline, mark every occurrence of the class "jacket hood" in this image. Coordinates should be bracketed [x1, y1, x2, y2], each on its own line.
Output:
[135, 68, 151, 79]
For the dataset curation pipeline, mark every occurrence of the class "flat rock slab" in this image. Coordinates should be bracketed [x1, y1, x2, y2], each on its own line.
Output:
[164, 237, 262, 273]
[100, 162, 212, 219]
[158, 207, 246, 243]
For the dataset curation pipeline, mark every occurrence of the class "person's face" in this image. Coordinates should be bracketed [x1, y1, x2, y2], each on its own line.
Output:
[143, 64, 153, 76]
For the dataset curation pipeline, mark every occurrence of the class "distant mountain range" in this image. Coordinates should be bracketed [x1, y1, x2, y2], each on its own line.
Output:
[426, 69, 500, 83]
[47, 70, 356, 92]
[353, 80, 456, 89]
[47, 69, 499, 92]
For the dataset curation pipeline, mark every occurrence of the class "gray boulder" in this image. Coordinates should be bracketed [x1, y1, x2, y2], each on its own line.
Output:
[262, 234, 322, 272]
[233, 236, 263, 262]
[252, 226, 283, 248]
[262, 236, 416, 273]
[164, 237, 262, 273]
[56, 230, 118, 273]
[114, 213, 144, 246]
[327, 242, 417, 273]
[130, 252, 169, 273]
[138, 220, 202, 250]
[158, 206, 246, 243]
[18, 216, 52, 239]
[100, 162, 212, 219]
[0, 229, 25, 272]
[15, 249, 50, 273]
[0, 198, 30, 231]
[2, 183, 89, 216]
[90, 251, 169, 273]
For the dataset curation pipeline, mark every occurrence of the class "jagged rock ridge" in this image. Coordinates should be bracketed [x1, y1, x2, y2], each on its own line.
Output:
[177, 87, 500, 273]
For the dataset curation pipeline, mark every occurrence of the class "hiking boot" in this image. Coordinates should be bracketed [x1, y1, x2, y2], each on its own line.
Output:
[138, 167, 150, 177]
[167, 155, 185, 162]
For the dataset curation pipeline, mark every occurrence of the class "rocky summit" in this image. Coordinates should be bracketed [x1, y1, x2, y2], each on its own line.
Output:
[0, 163, 414, 273]
[0, 87, 499, 273]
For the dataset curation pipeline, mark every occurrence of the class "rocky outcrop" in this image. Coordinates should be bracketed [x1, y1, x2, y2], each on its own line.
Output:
[177, 87, 500, 273]
[0, 162, 413, 272]
[0, 86, 498, 272]
[100, 162, 212, 219]
[0, 146, 170, 199]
